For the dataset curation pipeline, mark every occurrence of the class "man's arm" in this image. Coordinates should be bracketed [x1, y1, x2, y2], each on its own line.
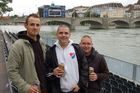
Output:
[7, 44, 30, 93]
[97, 55, 109, 81]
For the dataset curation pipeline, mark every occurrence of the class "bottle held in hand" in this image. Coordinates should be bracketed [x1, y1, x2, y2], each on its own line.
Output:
[89, 67, 94, 74]
[58, 63, 65, 77]
[89, 67, 95, 81]
[58, 63, 64, 70]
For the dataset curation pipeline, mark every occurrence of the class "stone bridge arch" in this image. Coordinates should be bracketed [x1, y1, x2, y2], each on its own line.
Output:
[41, 18, 73, 29]
[41, 18, 71, 25]
[132, 17, 140, 28]
[45, 20, 71, 27]
[109, 18, 130, 28]
[80, 19, 102, 25]
[79, 18, 104, 28]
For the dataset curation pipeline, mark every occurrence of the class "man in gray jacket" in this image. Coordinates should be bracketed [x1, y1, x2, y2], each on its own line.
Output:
[7, 13, 49, 93]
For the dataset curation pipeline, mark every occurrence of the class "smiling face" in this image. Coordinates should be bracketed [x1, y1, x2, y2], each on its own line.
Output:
[80, 35, 93, 56]
[56, 25, 71, 48]
[24, 15, 41, 40]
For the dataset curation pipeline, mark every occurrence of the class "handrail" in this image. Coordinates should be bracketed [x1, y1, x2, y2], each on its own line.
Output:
[104, 55, 140, 85]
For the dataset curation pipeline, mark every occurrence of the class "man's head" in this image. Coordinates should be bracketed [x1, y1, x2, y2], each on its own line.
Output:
[56, 25, 71, 47]
[80, 35, 93, 56]
[24, 13, 41, 40]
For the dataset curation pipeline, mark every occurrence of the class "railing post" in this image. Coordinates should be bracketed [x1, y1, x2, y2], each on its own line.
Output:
[132, 64, 137, 81]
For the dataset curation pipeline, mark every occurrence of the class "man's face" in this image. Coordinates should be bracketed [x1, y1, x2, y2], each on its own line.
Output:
[56, 26, 71, 46]
[80, 37, 93, 55]
[24, 17, 41, 38]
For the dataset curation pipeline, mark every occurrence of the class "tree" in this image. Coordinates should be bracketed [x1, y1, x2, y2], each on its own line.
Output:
[0, 0, 13, 16]
[84, 11, 100, 18]
[84, 11, 90, 17]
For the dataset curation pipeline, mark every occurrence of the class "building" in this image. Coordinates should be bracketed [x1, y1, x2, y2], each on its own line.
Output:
[38, 3, 65, 18]
[89, 2, 125, 18]
[133, 4, 140, 18]
[65, 9, 73, 18]
[125, 2, 140, 18]
[65, 6, 89, 18]
[73, 6, 89, 17]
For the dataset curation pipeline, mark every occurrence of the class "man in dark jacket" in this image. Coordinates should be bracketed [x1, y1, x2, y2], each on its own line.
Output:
[45, 25, 88, 93]
[80, 35, 109, 93]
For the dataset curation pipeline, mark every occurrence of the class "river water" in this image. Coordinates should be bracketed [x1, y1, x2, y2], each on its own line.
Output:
[0, 25, 140, 65]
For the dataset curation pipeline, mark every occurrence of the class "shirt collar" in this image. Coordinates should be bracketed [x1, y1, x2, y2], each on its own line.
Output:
[55, 39, 73, 48]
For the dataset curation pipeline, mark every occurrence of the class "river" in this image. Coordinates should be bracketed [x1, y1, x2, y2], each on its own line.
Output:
[0, 25, 140, 65]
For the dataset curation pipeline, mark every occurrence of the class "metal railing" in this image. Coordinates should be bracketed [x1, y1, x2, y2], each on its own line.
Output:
[104, 55, 140, 85]
[0, 30, 13, 93]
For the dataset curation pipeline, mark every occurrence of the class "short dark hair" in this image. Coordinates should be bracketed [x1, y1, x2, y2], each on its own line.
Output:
[25, 13, 40, 24]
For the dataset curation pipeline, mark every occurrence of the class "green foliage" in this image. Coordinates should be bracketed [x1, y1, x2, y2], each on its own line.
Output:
[84, 11, 100, 18]
[0, 0, 13, 16]
[92, 13, 100, 17]
[84, 11, 90, 17]
[10, 14, 19, 18]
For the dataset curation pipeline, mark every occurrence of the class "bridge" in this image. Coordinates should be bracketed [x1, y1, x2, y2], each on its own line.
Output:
[1, 17, 140, 29]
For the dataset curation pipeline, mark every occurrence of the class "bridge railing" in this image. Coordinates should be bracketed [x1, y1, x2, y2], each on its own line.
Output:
[104, 55, 140, 85]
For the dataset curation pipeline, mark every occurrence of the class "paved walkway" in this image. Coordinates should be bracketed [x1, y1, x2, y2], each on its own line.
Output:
[0, 63, 11, 93]
[0, 30, 11, 93]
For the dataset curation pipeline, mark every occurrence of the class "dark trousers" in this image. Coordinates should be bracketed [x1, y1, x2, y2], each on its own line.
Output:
[87, 89, 100, 93]
[61, 91, 79, 93]
[40, 87, 48, 93]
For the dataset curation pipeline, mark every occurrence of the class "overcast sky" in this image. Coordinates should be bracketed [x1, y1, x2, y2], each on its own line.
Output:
[7, 0, 138, 16]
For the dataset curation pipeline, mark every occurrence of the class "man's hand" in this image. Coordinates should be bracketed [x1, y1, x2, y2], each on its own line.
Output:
[28, 85, 40, 93]
[89, 72, 98, 81]
[53, 67, 64, 78]
[72, 84, 80, 92]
